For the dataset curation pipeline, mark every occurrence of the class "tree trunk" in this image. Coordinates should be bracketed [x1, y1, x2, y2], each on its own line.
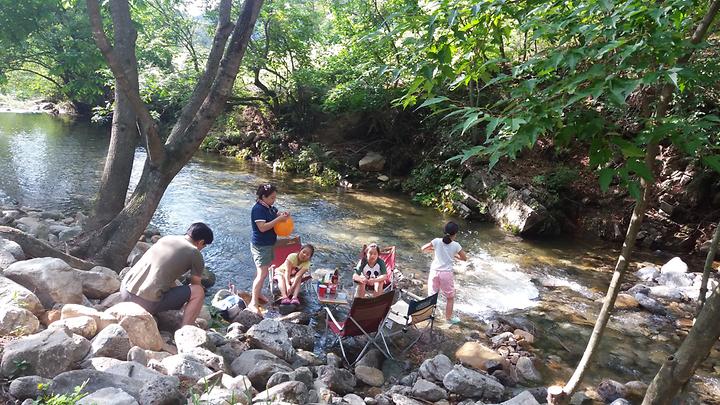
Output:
[548, 142, 659, 404]
[698, 222, 720, 312]
[548, 2, 720, 402]
[74, 0, 264, 269]
[642, 281, 720, 404]
[0, 226, 95, 270]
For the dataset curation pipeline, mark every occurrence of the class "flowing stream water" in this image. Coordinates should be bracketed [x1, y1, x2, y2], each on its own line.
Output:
[1, 112, 718, 403]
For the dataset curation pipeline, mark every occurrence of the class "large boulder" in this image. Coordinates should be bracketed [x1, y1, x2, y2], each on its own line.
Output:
[175, 325, 215, 353]
[418, 354, 454, 383]
[455, 342, 503, 371]
[442, 365, 504, 402]
[358, 152, 386, 172]
[660, 257, 688, 274]
[246, 318, 296, 362]
[487, 187, 557, 236]
[8, 375, 52, 400]
[76, 387, 138, 405]
[284, 322, 316, 351]
[105, 302, 164, 351]
[411, 378, 448, 402]
[49, 316, 97, 339]
[4, 258, 84, 308]
[314, 365, 356, 395]
[161, 354, 213, 381]
[51, 370, 141, 399]
[354, 365, 384, 387]
[254, 380, 309, 404]
[0, 304, 39, 336]
[0, 276, 45, 316]
[91, 324, 132, 359]
[81, 266, 121, 299]
[1, 327, 90, 378]
[62, 303, 118, 332]
[104, 361, 168, 381]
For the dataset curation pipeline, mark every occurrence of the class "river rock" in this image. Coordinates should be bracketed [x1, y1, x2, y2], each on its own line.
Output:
[355, 365, 384, 387]
[4, 258, 84, 308]
[1, 326, 90, 378]
[80, 266, 121, 299]
[285, 321, 316, 351]
[199, 386, 251, 405]
[267, 366, 313, 390]
[161, 354, 212, 381]
[456, 342, 503, 371]
[175, 325, 215, 353]
[628, 284, 651, 295]
[411, 378, 447, 402]
[359, 152, 386, 172]
[610, 399, 631, 405]
[182, 347, 225, 372]
[105, 302, 164, 351]
[127, 241, 152, 267]
[633, 293, 666, 315]
[315, 365, 356, 395]
[91, 324, 132, 359]
[0, 304, 39, 336]
[137, 373, 184, 404]
[81, 356, 124, 371]
[0, 249, 18, 270]
[391, 393, 424, 405]
[231, 349, 292, 390]
[487, 187, 557, 236]
[246, 318, 295, 362]
[624, 380, 648, 398]
[597, 379, 628, 402]
[51, 369, 141, 399]
[513, 329, 535, 344]
[9, 375, 52, 400]
[499, 390, 541, 405]
[228, 309, 263, 334]
[49, 315, 97, 339]
[105, 361, 168, 382]
[254, 380, 309, 404]
[515, 357, 542, 384]
[62, 303, 117, 332]
[635, 266, 659, 282]
[16, 216, 49, 239]
[76, 387, 138, 405]
[58, 226, 82, 242]
[648, 285, 685, 300]
[657, 271, 693, 288]
[419, 353, 453, 383]
[442, 365, 504, 401]
[0, 237, 25, 259]
[614, 294, 639, 310]
[661, 257, 688, 274]
[0, 276, 43, 316]
[100, 292, 124, 309]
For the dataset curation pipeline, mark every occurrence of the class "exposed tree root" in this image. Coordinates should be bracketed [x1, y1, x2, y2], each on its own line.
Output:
[0, 226, 95, 270]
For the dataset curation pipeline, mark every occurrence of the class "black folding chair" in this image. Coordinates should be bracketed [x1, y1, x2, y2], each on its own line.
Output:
[385, 290, 438, 354]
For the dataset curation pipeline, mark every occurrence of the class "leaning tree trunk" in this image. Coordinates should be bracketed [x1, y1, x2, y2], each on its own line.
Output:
[697, 221, 720, 312]
[72, 0, 263, 269]
[548, 1, 720, 403]
[642, 280, 720, 404]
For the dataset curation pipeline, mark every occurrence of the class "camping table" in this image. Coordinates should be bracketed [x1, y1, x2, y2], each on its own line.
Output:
[312, 268, 350, 306]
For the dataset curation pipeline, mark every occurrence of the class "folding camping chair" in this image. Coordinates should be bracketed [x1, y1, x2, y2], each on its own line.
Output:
[386, 290, 438, 354]
[267, 236, 312, 299]
[323, 289, 396, 366]
[358, 245, 397, 293]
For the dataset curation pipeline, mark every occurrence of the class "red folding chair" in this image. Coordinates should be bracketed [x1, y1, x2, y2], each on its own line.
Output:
[358, 245, 396, 292]
[323, 289, 396, 367]
[267, 237, 312, 299]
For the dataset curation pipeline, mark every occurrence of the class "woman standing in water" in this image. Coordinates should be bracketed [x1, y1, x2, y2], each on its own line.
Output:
[249, 183, 290, 313]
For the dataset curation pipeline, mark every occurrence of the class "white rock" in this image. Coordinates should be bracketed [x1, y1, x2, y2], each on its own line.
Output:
[105, 302, 164, 351]
[4, 258, 84, 308]
[0, 304, 39, 336]
[0, 276, 43, 315]
[660, 257, 688, 274]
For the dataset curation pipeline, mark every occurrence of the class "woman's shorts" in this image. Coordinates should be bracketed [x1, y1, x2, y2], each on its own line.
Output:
[251, 243, 275, 268]
[428, 270, 455, 298]
[120, 285, 191, 314]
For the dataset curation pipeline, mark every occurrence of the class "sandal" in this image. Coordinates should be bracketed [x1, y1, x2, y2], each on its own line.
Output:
[281, 297, 292, 305]
[290, 298, 300, 305]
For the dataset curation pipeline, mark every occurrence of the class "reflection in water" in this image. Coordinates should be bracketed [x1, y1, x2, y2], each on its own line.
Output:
[2, 112, 719, 399]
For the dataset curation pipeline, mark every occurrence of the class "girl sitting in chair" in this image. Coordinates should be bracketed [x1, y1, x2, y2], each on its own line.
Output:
[275, 244, 315, 304]
[352, 243, 388, 297]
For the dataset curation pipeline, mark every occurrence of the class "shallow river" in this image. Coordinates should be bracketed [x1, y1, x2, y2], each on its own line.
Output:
[1, 112, 718, 403]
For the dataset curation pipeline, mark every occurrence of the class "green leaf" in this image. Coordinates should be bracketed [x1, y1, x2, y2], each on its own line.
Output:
[598, 167, 614, 192]
[461, 112, 483, 135]
[627, 181, 642, 200]
[703, 155, 720, 174]
[611, 137, 645, 157]
[627, 159, 653, 182]
[415, 96, 450, 110]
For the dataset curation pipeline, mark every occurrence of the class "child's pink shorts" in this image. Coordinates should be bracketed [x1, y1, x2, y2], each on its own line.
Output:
[428, 270, 455, 298]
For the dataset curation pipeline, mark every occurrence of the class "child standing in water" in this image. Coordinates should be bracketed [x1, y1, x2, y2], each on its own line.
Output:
[421, 221, 467, 324]
[275, 244, 315, 304]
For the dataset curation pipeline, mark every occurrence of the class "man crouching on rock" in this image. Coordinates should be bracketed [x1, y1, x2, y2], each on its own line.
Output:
[120, 222, 213, 326]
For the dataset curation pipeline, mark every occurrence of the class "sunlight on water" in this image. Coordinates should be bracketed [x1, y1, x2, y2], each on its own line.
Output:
[453, 251, 539, 318]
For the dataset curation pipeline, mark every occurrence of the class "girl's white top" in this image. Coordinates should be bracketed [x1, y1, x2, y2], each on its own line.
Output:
[430, 238, 462, 272]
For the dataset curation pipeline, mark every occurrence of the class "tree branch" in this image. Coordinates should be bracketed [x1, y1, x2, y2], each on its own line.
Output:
[86, 0, 165, 165]
[167, 0, 234, 145]
[5, 68, 63, 89]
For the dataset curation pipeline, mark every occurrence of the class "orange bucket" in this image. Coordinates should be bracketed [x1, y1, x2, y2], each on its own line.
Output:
[274, 216, 294, 237]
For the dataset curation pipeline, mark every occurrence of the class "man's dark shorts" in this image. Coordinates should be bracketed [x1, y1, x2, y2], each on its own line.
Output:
[120, 285, 191, 314]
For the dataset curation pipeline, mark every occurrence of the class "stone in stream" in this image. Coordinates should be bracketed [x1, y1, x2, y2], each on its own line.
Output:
[4, 258, 85, 308]
[76, 387, 138, 405]
[455, 341, 503, 371]
[442, 365, 504, 402]
[1, 326, 90, 378]
[597, 379, 628, 402]
[411, 378, 448, 402]
[660, 257, 688, 274]
[0, 276, 43, 315]
[0, 304, 39, 336]
[418, 353, 453, 383]
[498, 390, 541, 405]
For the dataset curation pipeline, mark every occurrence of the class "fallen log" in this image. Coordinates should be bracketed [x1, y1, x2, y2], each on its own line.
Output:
[0, 226, 95, 270]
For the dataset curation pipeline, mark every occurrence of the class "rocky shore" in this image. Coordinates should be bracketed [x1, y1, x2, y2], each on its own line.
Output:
[1, 205, 719, 404]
